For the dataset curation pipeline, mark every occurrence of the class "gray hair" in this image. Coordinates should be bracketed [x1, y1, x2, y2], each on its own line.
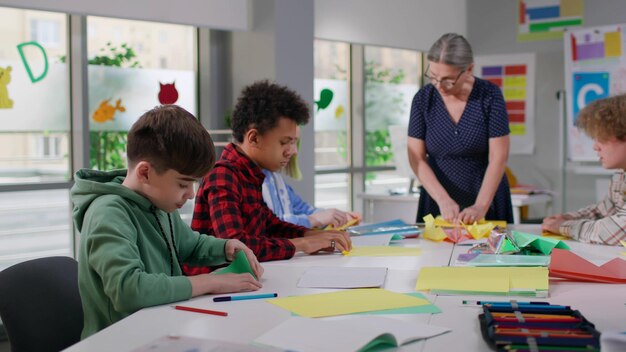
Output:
[427, 33, 473, 70]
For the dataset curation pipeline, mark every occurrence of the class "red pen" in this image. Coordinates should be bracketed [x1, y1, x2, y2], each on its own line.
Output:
[173, 305, 228, 317]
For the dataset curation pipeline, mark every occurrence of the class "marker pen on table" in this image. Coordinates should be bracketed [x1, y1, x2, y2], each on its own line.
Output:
[213, 293, 278, 302]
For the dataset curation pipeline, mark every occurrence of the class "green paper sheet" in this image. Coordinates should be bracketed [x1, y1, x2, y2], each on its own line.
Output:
[354, 292, 441, 315]
[465, 254, 550, 267]
[511, 231, 570, 255]
[215, 250, 256, 279]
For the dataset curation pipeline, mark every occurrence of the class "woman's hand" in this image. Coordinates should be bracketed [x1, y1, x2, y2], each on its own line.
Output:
[458, 204, 487, 224]
[438, 198, 460, 223]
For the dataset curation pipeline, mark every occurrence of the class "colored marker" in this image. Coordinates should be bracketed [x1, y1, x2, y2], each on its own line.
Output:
[462, 300, 550, 306]
[213, 293, 277, 302]
[173, 305, 228, 316]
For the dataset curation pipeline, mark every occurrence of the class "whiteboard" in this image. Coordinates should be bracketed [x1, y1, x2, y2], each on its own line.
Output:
[564, 24, 626, 161]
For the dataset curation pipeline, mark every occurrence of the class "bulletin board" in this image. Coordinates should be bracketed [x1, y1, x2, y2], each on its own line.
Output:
[564, 24, 626, 161]
[474, 53, 536, 155]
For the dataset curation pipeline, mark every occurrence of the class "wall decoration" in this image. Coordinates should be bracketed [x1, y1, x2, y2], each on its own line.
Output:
[0, 66, 14, 109]
[518, 0, 584, 41]
[564, 24, 626, 161]
[158, 81, 179, 104]
[16, 41, 49, 83]
[474, 53, 536, 155]
[315, 88, 333, 111]
[92, 98, 126, 123]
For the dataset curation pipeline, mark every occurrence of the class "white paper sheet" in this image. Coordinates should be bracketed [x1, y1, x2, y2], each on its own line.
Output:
[350, 234, 394, 247]
[254, 316, 451, 352]
[297, 266, 388, 288]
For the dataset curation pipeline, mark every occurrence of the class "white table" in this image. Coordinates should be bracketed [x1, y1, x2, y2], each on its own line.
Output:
[360, 193, 553, 225]
[65, 225, 625, 352]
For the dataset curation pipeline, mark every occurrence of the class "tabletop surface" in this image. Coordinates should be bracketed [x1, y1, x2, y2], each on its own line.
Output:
[64, 224, 626, 352]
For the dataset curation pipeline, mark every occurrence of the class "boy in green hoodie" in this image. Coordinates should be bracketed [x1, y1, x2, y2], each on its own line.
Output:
[71, 105, 263, 339]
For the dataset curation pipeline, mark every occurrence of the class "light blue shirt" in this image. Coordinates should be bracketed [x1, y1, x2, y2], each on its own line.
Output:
[262, 169, 317, 228]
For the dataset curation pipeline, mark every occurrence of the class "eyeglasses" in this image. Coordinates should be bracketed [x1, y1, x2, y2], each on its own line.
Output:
[424, 66, 465, 89]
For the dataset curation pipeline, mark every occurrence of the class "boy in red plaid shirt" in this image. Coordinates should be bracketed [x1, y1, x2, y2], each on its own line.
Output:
[188, 81, 351, 270]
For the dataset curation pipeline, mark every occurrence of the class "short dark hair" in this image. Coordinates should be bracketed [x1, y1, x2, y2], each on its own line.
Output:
[231, 80, 310, 143]
[127, 105, 215, 177]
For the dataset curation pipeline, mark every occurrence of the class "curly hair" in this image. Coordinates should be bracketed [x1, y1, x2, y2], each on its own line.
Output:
[231, 80, 310, 143]
[576, 94, 626, 141]
[127, 105, 215, 178]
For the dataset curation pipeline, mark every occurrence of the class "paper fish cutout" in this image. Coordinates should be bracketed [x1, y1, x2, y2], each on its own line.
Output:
[0, 66, 14, 109]
[93, 98, 126, 123]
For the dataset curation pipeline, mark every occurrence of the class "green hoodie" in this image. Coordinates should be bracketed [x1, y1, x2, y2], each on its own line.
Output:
[71, 169, 228, 339]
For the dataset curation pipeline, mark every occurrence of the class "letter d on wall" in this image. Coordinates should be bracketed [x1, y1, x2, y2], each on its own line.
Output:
[17, 41, 49, 83]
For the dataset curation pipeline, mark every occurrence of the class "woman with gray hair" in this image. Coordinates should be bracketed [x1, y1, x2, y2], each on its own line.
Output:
[407, 33, 513, 224]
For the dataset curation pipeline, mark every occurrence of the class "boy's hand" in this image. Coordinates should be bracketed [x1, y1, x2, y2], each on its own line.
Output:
[309, 209, 350, 228]
[346, 211, 362, 224]
[225, 239, 264, 280]
[541, 214, 570, 234]
[189, 273, 262, 297]
[291, 230, 352, 254]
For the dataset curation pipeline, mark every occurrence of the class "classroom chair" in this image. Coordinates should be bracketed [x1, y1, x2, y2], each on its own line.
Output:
[0, 256, 83, 352]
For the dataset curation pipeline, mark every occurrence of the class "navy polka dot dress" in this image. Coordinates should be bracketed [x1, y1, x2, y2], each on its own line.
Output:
[408, 77, 513, 223]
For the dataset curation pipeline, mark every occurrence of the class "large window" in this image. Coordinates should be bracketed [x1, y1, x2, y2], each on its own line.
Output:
[0, 8, 202, 270]
[313, 40, 351, 210]
[364, 46, 421, 194]
[86, 16, 196, 171]
[0, 8, 70, 184]
[313, 40, 422, 211]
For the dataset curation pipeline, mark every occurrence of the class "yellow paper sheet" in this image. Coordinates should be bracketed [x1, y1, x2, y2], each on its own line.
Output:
[342, 246, 421, 257]
[504, 87, 526, 100]
[433, 216, 507, 229]
[621, 240, 626, 256]
[503, 76, 527, 87]
[324, 217, 359, 231]
[423, 214, 447, 242]
[415, 267, 548, 293]
[542, 231, 569, 240]
[605, 31, 622, 58]
[267, 288, 429, 318]
[465, 222, 495, 239]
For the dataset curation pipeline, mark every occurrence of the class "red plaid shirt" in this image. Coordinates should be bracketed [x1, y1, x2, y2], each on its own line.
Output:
[187, 143, 307, 273]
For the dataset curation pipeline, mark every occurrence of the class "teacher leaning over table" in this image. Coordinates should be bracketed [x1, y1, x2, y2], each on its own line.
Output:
[407, 33, 513, 225]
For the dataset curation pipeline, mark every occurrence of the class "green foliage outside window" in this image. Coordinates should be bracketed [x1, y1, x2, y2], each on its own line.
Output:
[364, 60, 406, 168]
[334, 61, 406, 175]
[89, 43, 140, 171]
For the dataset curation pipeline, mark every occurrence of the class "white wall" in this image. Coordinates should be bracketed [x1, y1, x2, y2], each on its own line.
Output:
[0, 0, 251, 30]
[468, 0, 626, 214]
[315, 0, 467, 50]
[231, 0, 316, 202]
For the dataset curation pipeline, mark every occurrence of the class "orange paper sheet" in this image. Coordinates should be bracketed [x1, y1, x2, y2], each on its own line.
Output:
[549, 248, 626, 283]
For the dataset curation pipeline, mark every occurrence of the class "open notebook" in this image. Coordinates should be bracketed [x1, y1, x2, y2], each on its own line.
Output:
[254, 316, 450, 352]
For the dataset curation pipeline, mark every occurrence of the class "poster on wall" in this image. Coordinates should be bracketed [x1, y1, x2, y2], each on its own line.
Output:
[474, 53, 536, 155]
[517, 0, 584, 41]
[564, 24, 626, 161]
